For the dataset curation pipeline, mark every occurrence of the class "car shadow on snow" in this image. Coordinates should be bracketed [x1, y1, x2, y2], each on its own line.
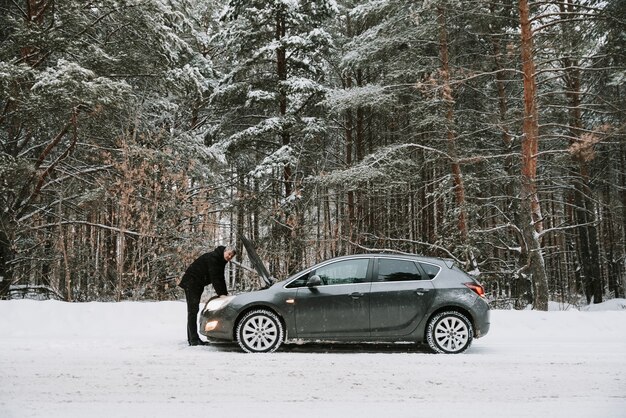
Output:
[280, 342, 433, 354]
[201, 340, 433, 354]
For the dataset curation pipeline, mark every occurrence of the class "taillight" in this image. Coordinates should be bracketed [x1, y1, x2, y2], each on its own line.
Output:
[464, 282, 485, 297]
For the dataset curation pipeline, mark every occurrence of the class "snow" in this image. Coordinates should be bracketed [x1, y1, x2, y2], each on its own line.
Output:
[324, 84, 391, 111]
[249, 145, 295, 179]
[246, 89, 277, 107]
[282, 76, 322, 93]
[31, 60, 96, 90]
[1, 299, 625, 418]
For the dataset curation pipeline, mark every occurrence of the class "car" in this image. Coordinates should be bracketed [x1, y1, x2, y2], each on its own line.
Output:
[199, 241, 490, 354]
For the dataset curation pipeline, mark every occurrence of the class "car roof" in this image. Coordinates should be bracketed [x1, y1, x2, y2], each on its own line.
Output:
[277, 253, 457, 285]
[308, 253, 455, 268]
[239, 234, 460, 287]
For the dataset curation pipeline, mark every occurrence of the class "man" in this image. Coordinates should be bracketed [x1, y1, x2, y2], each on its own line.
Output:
[179, 246, 236, 346]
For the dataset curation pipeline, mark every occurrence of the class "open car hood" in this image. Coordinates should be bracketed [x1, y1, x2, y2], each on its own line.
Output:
[239, 235, 275, 288]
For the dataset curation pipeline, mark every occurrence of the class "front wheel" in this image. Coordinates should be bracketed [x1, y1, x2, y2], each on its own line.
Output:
[236, 309, 284, 353]
[426, 311, 474, 354]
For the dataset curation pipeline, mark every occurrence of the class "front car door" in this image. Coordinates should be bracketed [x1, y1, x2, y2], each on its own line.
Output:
[369, 257, 436, 338]
[293, 258, 372, 339]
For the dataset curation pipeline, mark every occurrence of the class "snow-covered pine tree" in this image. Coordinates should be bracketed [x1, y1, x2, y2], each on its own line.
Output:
[321, 0, 430, 256]
[322, 0, 487, 262]
[207, 0, 337, 275]
[592, 0, 626, 299]
[0, 0, 218, 300]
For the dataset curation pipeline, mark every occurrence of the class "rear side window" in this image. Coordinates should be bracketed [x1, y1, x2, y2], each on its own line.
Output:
[377, 259, 423, 282]
[419, 263, 440, 279]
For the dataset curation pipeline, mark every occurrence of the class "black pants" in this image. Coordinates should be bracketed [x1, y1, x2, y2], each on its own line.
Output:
[183, 285, 203, 344]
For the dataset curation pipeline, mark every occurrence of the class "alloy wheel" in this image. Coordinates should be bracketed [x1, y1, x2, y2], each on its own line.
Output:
[237, 309, 284, 353]
[426, 311, 474, 354]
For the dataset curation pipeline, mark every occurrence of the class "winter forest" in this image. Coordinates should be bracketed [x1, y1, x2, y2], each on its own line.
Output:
[0, 0, 624, 309]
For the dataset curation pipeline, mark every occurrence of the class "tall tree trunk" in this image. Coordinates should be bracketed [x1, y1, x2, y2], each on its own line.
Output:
[355, 69, 365, 243]
[276, 13, 290, 198]
[275, 12, 301, 273]
[490, 3, 528, 301]
[490, 2, 516, 210]
[60, 223, 72, 301]
[560, 0, 603, 303]
[604, 182, 622, 298]
[519, 0, 549, 310]
[235, 172, 245, 289]
[615, 131, 626, 297]
[0, 0, 53, 299]
[0, 227, 13, 299]
[344, 75, 355, 241]
[115, 136, 131, 301]
[419, 147, 430, 243]
[437, 6, 470, 261]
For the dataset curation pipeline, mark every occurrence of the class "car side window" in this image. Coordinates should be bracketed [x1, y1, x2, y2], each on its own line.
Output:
[419, 262, 441, 279]
[285, 272, 311, 288]
[377, 259, 423, 282]
[314, 259, 370, 286]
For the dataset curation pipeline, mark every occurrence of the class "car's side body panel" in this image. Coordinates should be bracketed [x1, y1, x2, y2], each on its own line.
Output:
[369, 280, 435, 337]
[199, 253, 490, 349]
[295, 283, 371, 338]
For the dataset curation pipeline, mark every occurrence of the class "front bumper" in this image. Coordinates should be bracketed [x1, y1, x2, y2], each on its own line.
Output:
[199, 306, 238, 341]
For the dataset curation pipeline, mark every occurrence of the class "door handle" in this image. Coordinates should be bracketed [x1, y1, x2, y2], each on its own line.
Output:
[415, 289, 431, 296]
[350, 292, 364, 299]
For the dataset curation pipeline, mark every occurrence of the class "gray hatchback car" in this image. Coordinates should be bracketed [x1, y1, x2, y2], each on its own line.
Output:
[199, 250, 490, 354]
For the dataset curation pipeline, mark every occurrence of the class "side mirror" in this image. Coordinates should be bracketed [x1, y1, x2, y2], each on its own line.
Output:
[306, 275, 322, 287]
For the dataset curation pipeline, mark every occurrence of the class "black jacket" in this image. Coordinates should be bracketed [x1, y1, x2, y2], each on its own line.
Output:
[179, 246, 228, 295]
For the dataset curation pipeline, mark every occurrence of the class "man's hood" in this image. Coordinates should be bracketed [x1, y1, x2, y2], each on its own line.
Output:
[239, 235, 274, 287]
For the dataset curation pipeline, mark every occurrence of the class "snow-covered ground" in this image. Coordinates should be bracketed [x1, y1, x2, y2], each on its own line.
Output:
[1, 299, 625, 418]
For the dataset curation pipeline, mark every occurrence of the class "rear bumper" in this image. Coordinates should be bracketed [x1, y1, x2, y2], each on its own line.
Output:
[472, 299, 490, 338]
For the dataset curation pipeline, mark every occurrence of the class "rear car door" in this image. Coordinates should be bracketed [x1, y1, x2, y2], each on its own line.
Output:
[369, 258, 436, 338]
[294, 258, 372, 339]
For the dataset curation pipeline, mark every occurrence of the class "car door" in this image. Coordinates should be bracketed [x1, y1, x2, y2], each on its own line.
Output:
[294, 258, 372, 339]
[369, 258, 436, 338]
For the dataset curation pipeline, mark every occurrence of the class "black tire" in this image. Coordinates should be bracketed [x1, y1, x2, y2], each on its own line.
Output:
[426, 311, 474, 354]
[236, 309, 284, 353]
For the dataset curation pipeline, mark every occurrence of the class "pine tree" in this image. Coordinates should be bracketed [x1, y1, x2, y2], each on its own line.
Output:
[207, 0, 337, 275]
[0, 0, 216, 299]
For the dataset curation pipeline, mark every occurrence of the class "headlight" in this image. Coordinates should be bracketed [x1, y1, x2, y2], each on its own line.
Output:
[206, 295, 235, 311]
[204, 320, 218, 332]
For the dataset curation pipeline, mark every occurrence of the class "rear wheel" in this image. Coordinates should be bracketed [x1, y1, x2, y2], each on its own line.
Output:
[236, 309, 284, 353]
[426, 311, 473, 354]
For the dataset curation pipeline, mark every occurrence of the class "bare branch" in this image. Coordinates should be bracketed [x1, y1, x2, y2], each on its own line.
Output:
[352, 234, 463, 264]
[27, 221, 154, 238]
[538, 220, 598, 239]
